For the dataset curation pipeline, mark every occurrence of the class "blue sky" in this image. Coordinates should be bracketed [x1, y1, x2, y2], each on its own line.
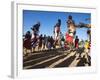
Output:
[23, 10, 91, 41]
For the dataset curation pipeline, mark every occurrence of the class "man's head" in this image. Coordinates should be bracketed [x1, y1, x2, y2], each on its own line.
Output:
[26, 31, 30, 34]
[31, 21, 40, 31]
[58, 19, 61, 23]
[76, 36, 78, 38]
[68, 15, 72, 19]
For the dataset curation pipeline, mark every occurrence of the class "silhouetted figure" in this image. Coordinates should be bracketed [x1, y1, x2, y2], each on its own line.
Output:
[31, 36, 38, 52]
[87, 29, 91, 42]
[80, 40, 84, 48]
[31, 22, 41, 52]
[42, 35, 47, 50]
[54, 19, 61, 47]
[50, 36, 55, 49]
[75, 36, 79, 49]
[31, 22, 40, 39]
[23, 31, 32, 49]
[55, 19, 61, 34]
[38, 34, 43, 51]
[23, 31, 32, 55]
[24, 31, 32, 40]
[61, 34, 65, 48]
[47, 36, 51, 49]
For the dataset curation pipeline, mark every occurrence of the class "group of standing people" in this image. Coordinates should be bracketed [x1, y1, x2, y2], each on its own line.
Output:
[23, 15, 91, 57]
[23, 22, 57, 55]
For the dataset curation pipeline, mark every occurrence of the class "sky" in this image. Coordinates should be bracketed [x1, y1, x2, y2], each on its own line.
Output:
[23, 10, 91, 41]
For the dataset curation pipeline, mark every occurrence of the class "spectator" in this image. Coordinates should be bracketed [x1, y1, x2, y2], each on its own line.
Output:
[75, 36, 79, 49]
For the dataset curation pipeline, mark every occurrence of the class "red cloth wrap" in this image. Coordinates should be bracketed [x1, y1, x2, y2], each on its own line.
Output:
[66, 33, 73, 43]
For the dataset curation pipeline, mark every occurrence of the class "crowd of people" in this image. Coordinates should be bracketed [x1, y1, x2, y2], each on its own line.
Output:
[23, 31, 65, 55]
[23, 15, 91, 57]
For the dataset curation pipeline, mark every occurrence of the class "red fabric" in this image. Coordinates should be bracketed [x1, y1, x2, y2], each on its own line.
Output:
[75, 39, 79, 48]
[23, 39, 31, 49]
[64, 44, 68, 48]
[66, 33, 73, 43]
[75, 43, 78, 48]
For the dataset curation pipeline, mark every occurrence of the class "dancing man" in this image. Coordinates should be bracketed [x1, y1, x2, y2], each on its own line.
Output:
[31, 22, 40, 52]
[54, 19, 61, 48]
[66, 15, 76, 49]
